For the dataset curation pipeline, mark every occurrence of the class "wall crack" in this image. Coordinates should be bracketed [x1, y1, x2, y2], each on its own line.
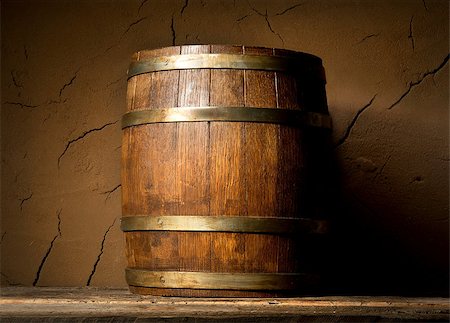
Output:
[107, 76, 126, 88]
[104, 17, 147, 53]
[373, 155, 392, 181]
[138, 0, 149, 14]
[58, 120, 118, 167]
[356, 33, 379, 45]
[123, 17, 148, 37]
[249, 6, 284, 45]
[19, 192, 33, 211]
[334, 94, 378, 149]
[11, 70, 23, 88]
[86, 218, 117, 286]
[408, 16, 415, 51]
[101, 184, 122, 202]
[180, 0, 189, 15]
[274, 2, 303, 16]
[4, 101, 39, 109]
[59, 74, 77, 98]
[1, 272, 21, 286]
[388, 55, 449, 110]
[5, 71, 79, 107]
[32, 209, 62, 286]
[170, 14, 176, 45]
[236, 14, 252, 23]
[23, 45, 28, 60]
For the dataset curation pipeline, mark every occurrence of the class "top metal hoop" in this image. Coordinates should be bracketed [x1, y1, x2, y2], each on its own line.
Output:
[128, 54, 323, 79]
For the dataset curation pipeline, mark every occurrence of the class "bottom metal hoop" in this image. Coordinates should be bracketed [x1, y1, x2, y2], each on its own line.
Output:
[125, 268, 317, 290]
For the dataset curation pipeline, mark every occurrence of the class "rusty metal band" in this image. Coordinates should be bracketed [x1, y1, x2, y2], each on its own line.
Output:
[125, 268, 316, 290]
[128, 54, 322, 78]
[121, 107, 332, 129]
[121, 215, 328, 234]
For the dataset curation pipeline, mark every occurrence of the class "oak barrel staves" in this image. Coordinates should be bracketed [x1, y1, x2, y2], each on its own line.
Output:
[121, 45, 330, 297]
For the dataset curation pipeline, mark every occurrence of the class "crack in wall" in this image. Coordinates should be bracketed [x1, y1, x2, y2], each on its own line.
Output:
[32, 209, 62, 286]
[57, 208, 62, 236]
[123, 17, 148, 37]
[169, 0, 193, 46]
[4, 101, 39, 109]
[23, 45, 28, 60]
[249, 6, 285, 45]
[408, 16, 415, 51]
[236, 14, 252, 22]
[5, 71, 78, 107]
[138, 0, 149, 14]
[422, 0, 428, 11]
[170, 14, 176, 45]
[180, 0, 189, 15]
[5, 15, 144, 112]
[106, 76, 126, 88]
[388, 55, 449, 110]
[373, 155, 392, 181]
[11, 70, 23, 88]
[101, 184, 121, 202]
[356, 33, 379, 45]
[59, 74, 77, 98]
[274, 2, 303, 16]
[104, 17, 148, 53]
[1, 272, 21, 286]
[19, 192, 33, 211]
[334, 94, 378, 148]
[86, 218, 117, 286]
[58, 120, 118, 167]
[54, 15, 147, 80]
[0, 232, 6, 244]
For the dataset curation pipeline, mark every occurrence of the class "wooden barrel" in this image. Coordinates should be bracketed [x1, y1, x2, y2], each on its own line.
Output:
[121, 45, 331, 297]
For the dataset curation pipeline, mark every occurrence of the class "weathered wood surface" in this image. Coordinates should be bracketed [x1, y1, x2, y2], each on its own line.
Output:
[122, 45, 327, 297]
[0, 288, 449, 322]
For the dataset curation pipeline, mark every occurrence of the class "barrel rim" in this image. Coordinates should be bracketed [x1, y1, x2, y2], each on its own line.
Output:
[131, 44, 323, 64]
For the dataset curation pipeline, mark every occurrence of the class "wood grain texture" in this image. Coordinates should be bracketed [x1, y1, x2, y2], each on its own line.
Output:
[1, 288, 449, 322]
[122, 45, 329, 297]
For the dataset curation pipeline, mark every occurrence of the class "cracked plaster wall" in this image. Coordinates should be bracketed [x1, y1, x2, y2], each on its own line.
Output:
[1, 0, 448, 294]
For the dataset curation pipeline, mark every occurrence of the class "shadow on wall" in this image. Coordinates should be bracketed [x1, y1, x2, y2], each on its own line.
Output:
[307, 105, 449, 297]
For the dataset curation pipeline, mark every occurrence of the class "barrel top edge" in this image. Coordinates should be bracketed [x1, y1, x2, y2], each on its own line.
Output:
[130, 44, 323, 64]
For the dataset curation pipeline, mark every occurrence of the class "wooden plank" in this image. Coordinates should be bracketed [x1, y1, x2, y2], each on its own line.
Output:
[176, 45, 211, 283]
[209, 45, 246, 277]
[273, 48, 304, 274]
[123, 47, 181, 294]
[0, 288, 448, 322]
[242, 46, 279, 278]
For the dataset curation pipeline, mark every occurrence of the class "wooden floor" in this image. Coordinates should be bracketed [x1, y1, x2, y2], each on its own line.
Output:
[0, 287, 449, 322]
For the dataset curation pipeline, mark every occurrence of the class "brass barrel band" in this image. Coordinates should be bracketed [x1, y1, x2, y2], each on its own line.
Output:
[121, 215, 328, 234]
[128, 53, 323, 78]
[121, 107, 332, 129]
[125, 268, 317, 290]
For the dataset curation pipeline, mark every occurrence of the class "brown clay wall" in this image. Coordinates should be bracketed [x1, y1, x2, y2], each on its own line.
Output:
[1, 0, 448, 295]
